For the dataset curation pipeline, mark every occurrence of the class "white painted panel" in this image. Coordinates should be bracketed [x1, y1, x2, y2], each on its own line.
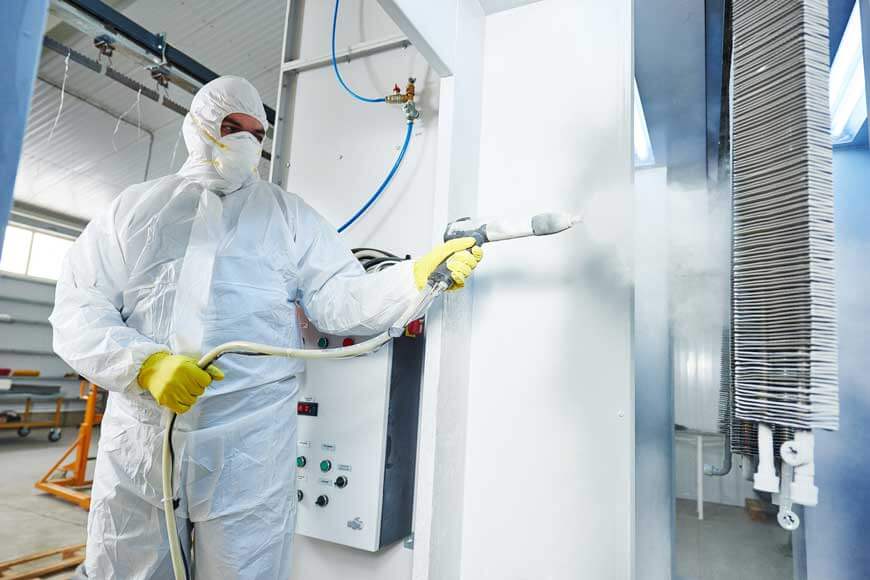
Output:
[413, 2, 487, 578]
[299, 0, 403, 63]
[291, 535, 412, 579]
[376, 0, 456, 75]
[283, 47, 439, 256]
[461, 2, 634, 579]
[633, 167, 673, 580]
[479, 0, 544, 14]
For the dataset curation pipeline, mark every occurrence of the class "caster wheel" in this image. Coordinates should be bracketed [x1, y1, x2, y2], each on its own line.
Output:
[777, 509, 800, 531]
[17, 427, 31, 437]
[48, 428, 62, 442]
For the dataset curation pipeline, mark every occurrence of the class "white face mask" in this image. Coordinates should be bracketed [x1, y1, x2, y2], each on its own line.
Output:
[212, 132, 262, 191]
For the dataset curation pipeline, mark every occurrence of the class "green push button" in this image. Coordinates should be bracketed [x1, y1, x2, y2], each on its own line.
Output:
[317, 337, 329, 348]
[296, 456, 307, 468]
[320, 459, 332, 473]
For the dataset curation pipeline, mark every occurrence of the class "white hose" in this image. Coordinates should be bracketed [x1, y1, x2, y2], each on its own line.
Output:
[161, 285, 441, 579]
[161, 415, 186, 579]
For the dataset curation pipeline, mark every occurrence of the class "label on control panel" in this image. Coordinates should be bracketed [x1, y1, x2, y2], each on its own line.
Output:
[298, 440, 311, 448]
[321, 443, 336, 452]
[319, 478, 333, 486]
[337, 464, 352, 472]
[297, 474, 305, 481]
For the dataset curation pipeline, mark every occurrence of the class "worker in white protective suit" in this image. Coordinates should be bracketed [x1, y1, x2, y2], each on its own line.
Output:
[50, 76, 483, 579]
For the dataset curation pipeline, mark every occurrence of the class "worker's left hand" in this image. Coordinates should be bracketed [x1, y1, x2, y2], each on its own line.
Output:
[413, 237, 484, 290]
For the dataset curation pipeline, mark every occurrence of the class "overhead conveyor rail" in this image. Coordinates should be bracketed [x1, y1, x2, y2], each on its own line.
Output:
[49, 0, 276, 125]
[42, 35, 188, 117]
[40, 29, 273, 162]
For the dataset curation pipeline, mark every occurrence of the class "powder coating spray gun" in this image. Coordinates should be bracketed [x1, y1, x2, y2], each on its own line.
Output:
[162, 211, 581, 579]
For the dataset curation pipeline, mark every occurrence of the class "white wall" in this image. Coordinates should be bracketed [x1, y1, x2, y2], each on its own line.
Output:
[458, 1, 635, 579]
[276, 1, 441, 577]
[634, 167, 673, 579]
[0, 274, 80, 403]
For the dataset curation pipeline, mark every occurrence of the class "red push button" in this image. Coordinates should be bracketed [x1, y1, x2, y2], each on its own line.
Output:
[405, 318, 424, 337]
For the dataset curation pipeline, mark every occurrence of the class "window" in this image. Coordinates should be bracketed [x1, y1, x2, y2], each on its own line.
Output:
[0, 224, 74, 281]
[830, 0, 867, 144]
[634, 78, 655, 167]
[0, 226, 33, 275]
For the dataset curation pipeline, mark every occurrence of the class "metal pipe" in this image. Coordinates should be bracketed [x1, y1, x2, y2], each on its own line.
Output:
[281, 35, 410, 75]
[49, 0, 276, 124]
[0, 314, 51, 327]
[143, 128, 155, 180]
[697, 434, 704, 520]
[0, 294, 55, 307]
[0, 348, 58, 357]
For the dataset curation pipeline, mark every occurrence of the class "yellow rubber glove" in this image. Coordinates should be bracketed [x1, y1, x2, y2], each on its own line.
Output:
[137, 352, 224, 414]
[413, 237, 484, 290]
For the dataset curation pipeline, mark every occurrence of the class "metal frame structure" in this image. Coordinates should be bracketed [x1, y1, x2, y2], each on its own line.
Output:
[0, 543, 85, 579]
[0, 395, 63, 439]
[49, 0, 276, 124]
[267, 0, 410, 186]
[34, 381, 104, 510]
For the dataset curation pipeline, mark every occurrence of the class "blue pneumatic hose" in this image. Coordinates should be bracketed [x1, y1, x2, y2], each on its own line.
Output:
[337, 120, 414, 233]
[332, 0, 385, 103]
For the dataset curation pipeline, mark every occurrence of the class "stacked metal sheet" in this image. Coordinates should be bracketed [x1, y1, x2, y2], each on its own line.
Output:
[717, 327, 732, 436]
[731, 0, 838, 432]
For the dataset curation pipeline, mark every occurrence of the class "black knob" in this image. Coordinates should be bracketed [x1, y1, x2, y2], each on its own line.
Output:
[297, 490, 304, 502]
[335, 476, 348, 489]
[315, 494, 329, 507]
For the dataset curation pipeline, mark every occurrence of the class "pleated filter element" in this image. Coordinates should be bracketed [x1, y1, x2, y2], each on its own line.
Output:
[717, 327, 731, 437]
[731, 0, 838, 432]
[723, 325, 798, 456]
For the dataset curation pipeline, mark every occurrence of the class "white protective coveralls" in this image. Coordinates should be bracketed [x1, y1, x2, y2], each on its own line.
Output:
[50, 76, 418, 579]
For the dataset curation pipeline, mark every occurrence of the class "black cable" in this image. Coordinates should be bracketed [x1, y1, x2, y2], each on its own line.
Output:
[351, 247, 399, 258]
[361, 257, 404, 271]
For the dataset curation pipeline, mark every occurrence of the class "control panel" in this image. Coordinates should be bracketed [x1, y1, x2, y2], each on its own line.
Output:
[295, 318, 425, 552]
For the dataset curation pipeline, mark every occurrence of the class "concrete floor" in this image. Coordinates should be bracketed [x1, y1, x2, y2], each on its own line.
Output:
[0, 427, 95, 573]
[675, 498, 793, 580]
[1, 427, 794, 579]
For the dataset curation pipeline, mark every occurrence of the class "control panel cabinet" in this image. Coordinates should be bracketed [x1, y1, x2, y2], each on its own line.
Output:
[295, 322, 425, 551]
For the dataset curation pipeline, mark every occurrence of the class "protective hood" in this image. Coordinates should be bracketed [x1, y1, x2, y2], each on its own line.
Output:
[178, 76, 269, 193]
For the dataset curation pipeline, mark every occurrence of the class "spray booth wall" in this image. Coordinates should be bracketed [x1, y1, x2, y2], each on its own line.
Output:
[463, 1, 634, 578]
[804, 146, 870, 580]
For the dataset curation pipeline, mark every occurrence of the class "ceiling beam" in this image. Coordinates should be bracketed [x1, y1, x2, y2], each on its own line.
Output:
[51, 0, 277, 125]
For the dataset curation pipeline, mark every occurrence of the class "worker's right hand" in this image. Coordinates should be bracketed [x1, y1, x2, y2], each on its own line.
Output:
[413, 237, 484, 290]
[137, 352, 224, 414]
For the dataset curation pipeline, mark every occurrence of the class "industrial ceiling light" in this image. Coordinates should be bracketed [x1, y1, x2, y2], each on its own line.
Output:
[830, 0, 867, 144]
[634, 79, 655, 166]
